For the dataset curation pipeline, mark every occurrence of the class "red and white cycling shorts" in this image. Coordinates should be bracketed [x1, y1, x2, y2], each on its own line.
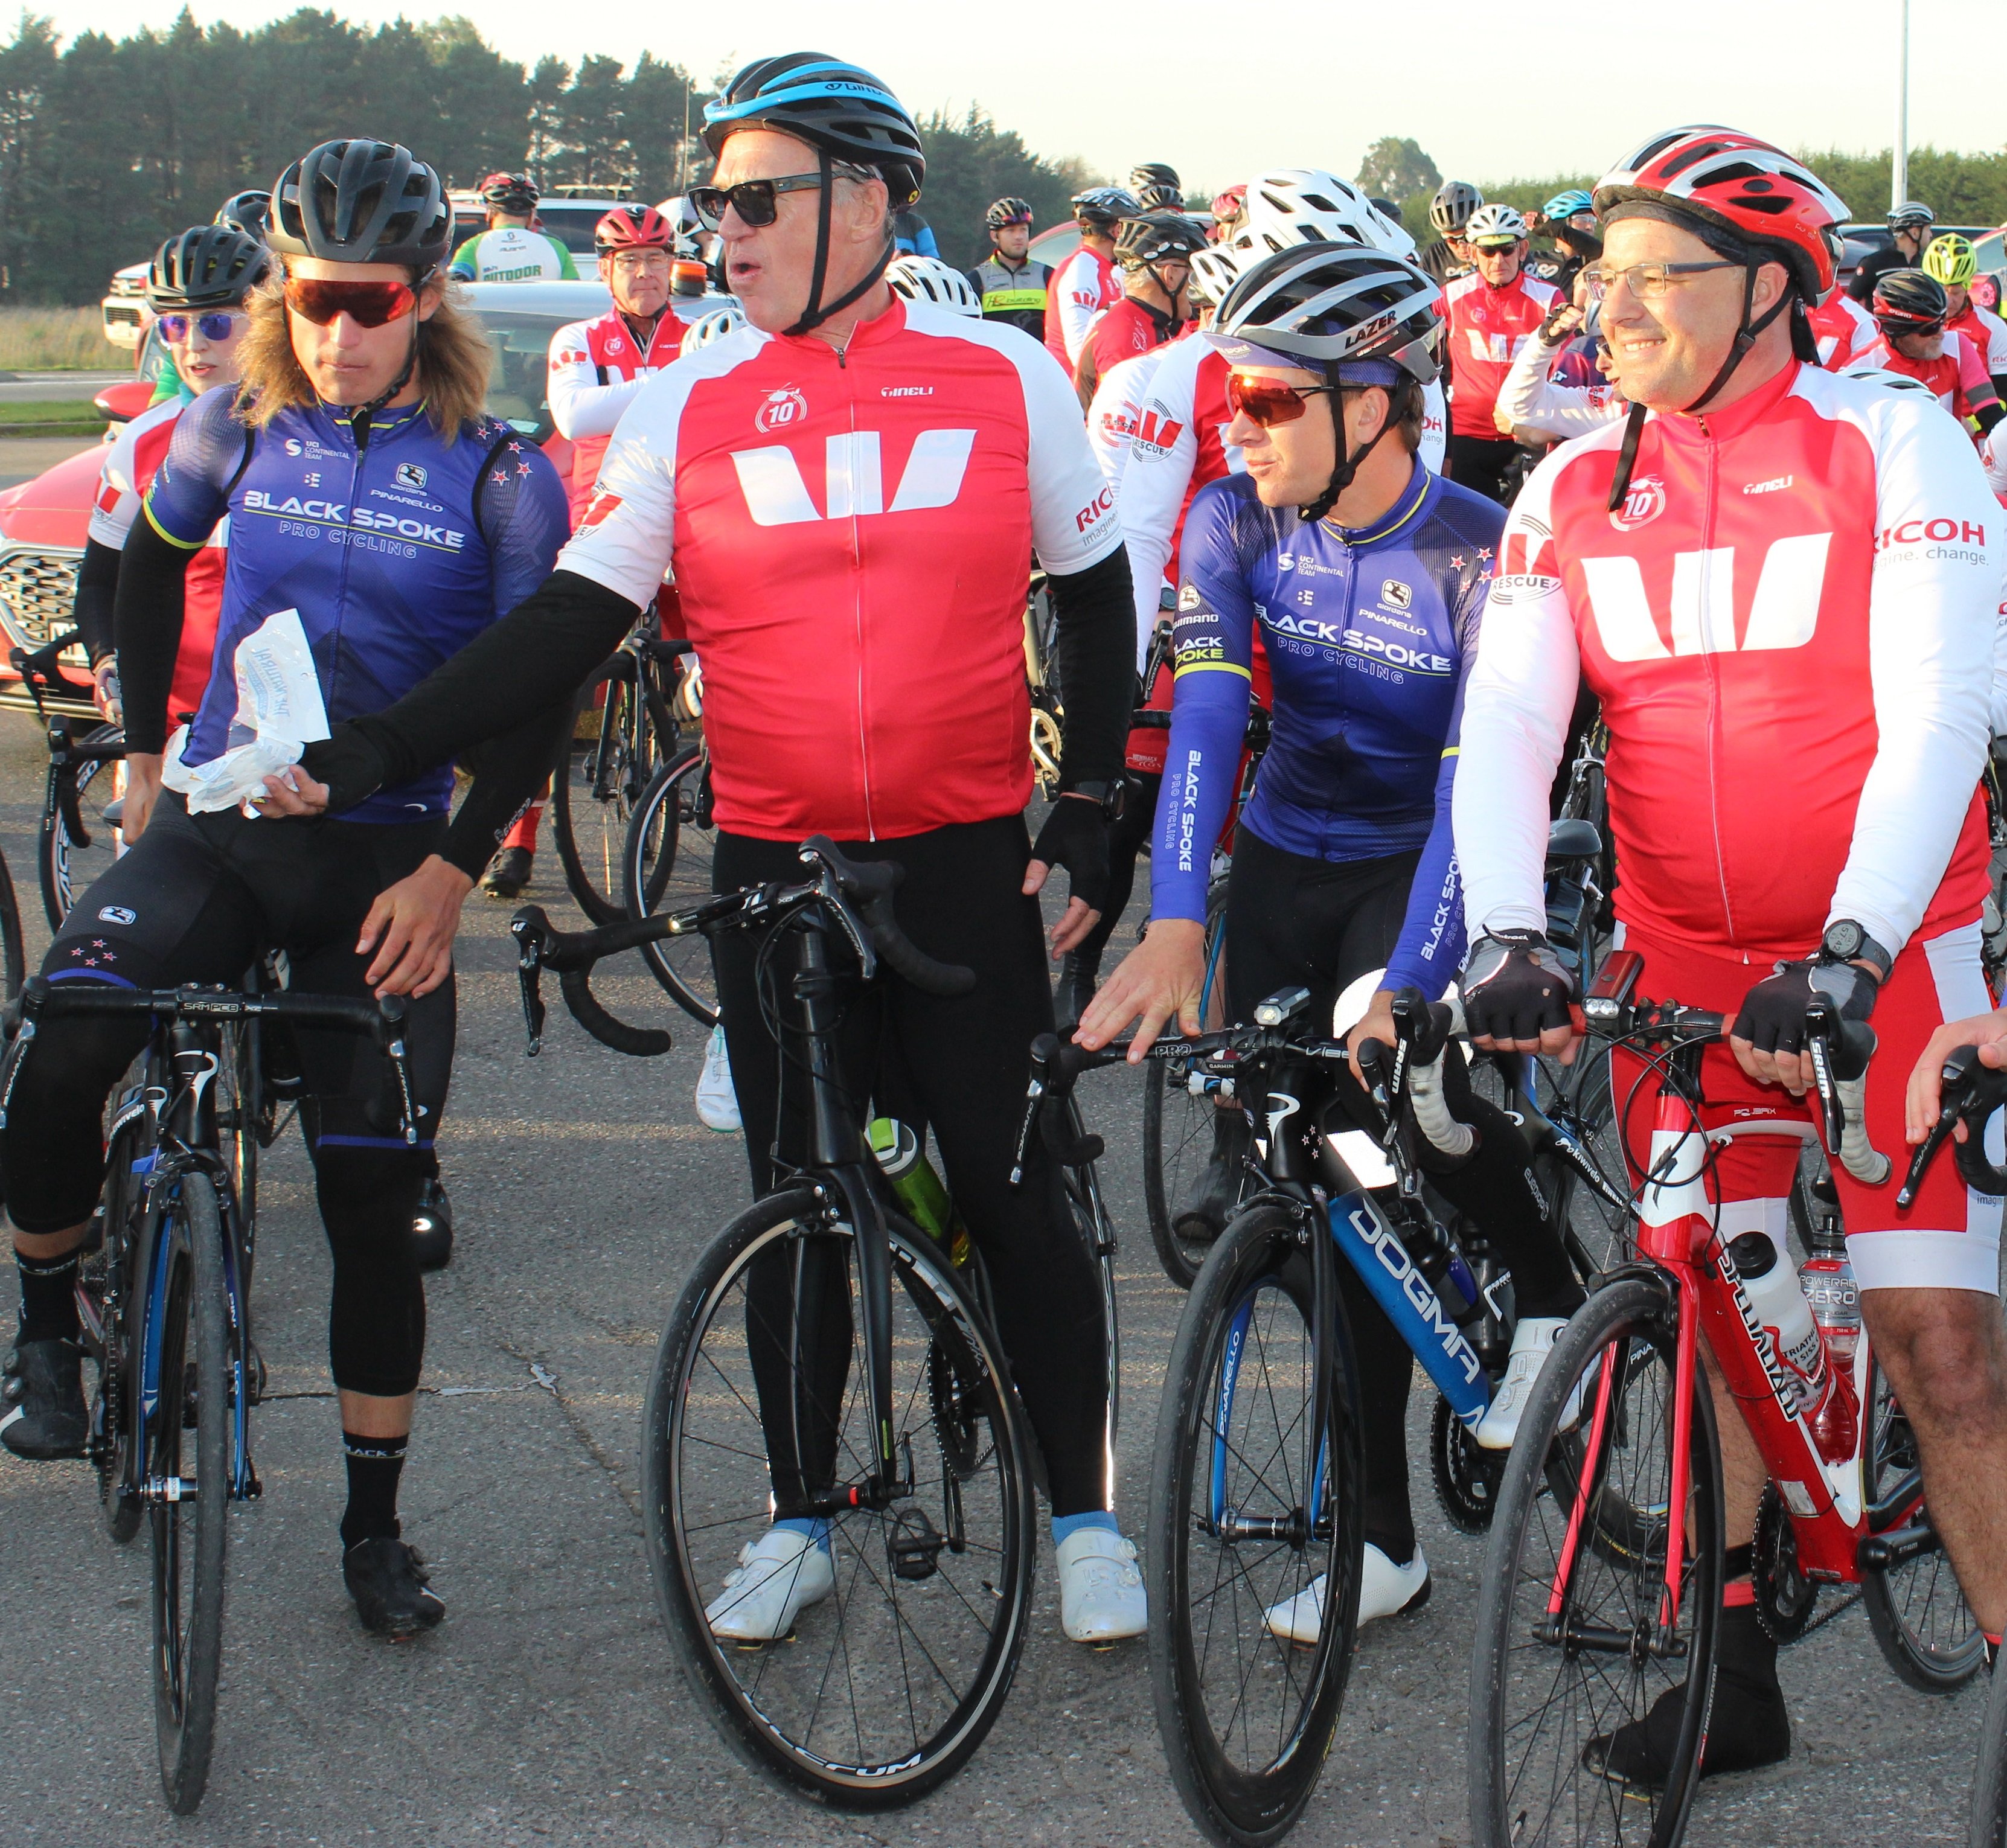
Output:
[1608, 921, 2002, 1294]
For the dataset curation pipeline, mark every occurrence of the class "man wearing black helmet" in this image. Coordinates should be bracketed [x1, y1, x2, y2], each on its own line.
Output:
[1072, 210, 1207, 407]
[1046, 184, 1141, 370]
[0, 139, 571, 1646]
[969, 196, 1051, 336]
[284, 53, 1154, 1648]
[449, 172, 578, 283]
[214, 190, 271, 239]
[1418, 179, 1482, 286]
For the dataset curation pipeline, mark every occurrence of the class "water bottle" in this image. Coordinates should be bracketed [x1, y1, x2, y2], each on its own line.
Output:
[1725, 1230, 1856, 1465]
[1799, 1217, 1861, 1371]
[868, 1118, 971, 1267]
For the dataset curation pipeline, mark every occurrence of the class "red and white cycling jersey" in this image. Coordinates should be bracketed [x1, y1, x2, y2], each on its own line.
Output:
[1455, 359, 1999, 963]
[1849, 328, 2000, 427]
[1086, 345, 1170, 493]
[1949, 299, 2007, 380]
[1045, 245, 1118, 370]
[1438, 270, 1561, 438]
[547, 309, 685, 523]
[1808, 291, 1877, 369]
[558, 296, 1122, 840]
[88, 395, 226, 721]
[1075, 296, 1173, 396]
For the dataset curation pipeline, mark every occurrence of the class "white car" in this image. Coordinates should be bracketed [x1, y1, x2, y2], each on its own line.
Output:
[101, 261, 149, 350]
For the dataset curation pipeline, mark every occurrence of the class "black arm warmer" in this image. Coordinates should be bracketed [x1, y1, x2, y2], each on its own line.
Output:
[1976, 400, 2005, 438]
[72, 539, 120, 667]
[112, 516, 194, 753]
[299, 570, 641, 815]
[1554, 223, 1602, 264]
[1047, 543, 1136, 790]
[441, 698, 573, 880]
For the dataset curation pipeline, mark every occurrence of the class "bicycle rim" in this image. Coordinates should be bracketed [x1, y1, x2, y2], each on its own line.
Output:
[1149, 1204, 1362, 1848]
[552, 674, 655, 924]
[621, 750, 719, 1026]
[149, 1172, 230, 1815]
[1862, 1360, 1985, 1690]
[1470, 1274, 1720, 1848]
[645, 1189, 1035, 1807]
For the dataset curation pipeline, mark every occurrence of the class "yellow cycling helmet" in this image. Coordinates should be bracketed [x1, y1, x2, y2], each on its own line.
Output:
[1923, 232, 1977, 287]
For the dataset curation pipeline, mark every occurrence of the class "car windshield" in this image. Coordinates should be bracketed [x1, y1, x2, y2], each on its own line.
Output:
[479, 309, 571, 441]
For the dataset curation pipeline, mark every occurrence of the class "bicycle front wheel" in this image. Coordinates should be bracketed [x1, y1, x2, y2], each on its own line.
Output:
[149, 1172, 231, 1814]
[40, 723, 123, 929]
[1148, 1202, 1364, 1848]
[551, 667, 666, 925]
[620, 748, 719, 1026]
[1468, 1273, 1722, 1848]
[0, 843, 24, 997]
[1968, 1644, 2007, 1847]
[644, 1188, 1037, 1808]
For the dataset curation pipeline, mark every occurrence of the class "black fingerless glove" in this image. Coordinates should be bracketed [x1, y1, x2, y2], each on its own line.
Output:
[1461, 930, 1578, 1041]
[1732, 958, 1877, 1055]
[1029, 795, 1111, 915]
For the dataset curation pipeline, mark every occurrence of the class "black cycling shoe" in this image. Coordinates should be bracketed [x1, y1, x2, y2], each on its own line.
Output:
[342, 1536, 445, 1639]
[1, 1338, 89, 1459]
[481, 846, 534, 901]
[1053, 951, 1101, 1028]
[412, 1178, 454, 1273]
[1586, 1608, 1790, 1786]
[1174, 1111, 1252, 1244]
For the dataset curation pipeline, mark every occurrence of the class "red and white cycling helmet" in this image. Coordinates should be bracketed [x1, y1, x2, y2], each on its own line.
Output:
[595, 205, 676, 253]
[1593, 126, 1849, 301]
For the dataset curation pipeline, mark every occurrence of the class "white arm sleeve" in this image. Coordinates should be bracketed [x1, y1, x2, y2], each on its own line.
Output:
[1017, 330, 1126, 574]
[1056, 251, 1102, 366]
[552, 366, 691, 604]
[1116, 342, 1201, 665]
[1497, 336, 1626, 441]
[1452, 457, 1583, 936]
[546, 321, 653, 441]
[1829, 394, 1999, 952]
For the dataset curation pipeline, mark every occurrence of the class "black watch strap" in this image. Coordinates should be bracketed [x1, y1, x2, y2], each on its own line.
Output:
[1062, 778, 1125, 820]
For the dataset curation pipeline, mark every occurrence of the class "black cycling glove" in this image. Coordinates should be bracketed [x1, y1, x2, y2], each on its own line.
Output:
[1462, 930, 1578, 1041]
[1732, 958, 1877, 1056]
[1028, 795, 1112, 916]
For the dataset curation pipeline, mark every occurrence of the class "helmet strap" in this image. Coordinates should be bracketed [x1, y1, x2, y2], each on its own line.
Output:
[1605, 399, 1650, 513]
[1299, 380, 1397, 526]
[345, 307, 424, 446]
[784, 148, 895, 338]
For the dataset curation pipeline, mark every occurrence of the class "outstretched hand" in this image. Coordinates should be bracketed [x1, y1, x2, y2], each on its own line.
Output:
[356, 854, 474, 997]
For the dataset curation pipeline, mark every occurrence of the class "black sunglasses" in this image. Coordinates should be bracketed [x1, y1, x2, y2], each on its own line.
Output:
[688, 172, 829, 231]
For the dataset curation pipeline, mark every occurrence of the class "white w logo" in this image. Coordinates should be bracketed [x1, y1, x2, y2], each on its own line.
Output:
[1465, 330, 1517, 364]
[1582, 535, 1833, 661]
[730, 430, 977, 528]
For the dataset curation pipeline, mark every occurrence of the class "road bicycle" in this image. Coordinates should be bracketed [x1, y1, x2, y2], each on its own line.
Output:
[11, 628, 125, 930]
[508, 837, 1114, 1805]
[1467, 948, 1982, 1847]
[4, 973, 413, 1814]
[618, 670, 718, 1027]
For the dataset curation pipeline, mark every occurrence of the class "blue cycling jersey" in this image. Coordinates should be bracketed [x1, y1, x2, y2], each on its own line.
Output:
[145, 390, 569, 823]
[1152, 458, 1506, 998]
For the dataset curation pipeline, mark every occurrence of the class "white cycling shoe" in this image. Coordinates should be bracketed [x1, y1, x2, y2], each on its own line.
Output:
[1474, 1316, 1580, 1451]
[696, 1025, 741, 1134]
[1264, 1543, 1430, 1645]
[705, 1527, 834, 1641]
[1056, 1527, 1147, 1643]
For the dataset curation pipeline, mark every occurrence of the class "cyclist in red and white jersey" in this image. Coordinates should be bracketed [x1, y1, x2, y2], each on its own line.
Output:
[1452, 126, 2006, 1786]
[1805, 284, 1877, 367]
[293, 53, 1153, 1648]
[74, 226, 266, 799]
[1045, 185, 1137, 371]
[1928, 234, 2007, 397]
[1071, 211, 1205, 408]
[1852, 268, 2003, 435]
[1438, 203, 1561, 502]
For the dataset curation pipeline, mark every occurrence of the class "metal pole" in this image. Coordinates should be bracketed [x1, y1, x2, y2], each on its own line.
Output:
[1891, 0, 1909, 212]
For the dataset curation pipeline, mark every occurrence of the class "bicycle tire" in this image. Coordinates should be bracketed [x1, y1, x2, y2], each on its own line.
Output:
[1967, 1643, 2007, 1848]
[1468, 1273, 1722, 1848]
[40, 721, 123, 930]
[551, 665, 671, 926]
[619, 747, 720, 1026]
[1862, 1358, 1986, 1692]
[0, 843, 25, 999]
[644, 1186, 1036, 1808]
[149, 1171, 230, 1815]
[1056, 1116, 1121, 1442]
[1148, 1201, 1364, 1848]
[91, 1091, 153, 1546]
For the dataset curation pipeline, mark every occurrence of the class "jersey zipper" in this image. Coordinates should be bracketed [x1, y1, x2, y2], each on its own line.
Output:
[1694, 413, 1741, 951]
[837, 342, 876, 838]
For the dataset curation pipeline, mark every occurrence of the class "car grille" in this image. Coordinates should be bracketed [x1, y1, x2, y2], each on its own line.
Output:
[103, 303, 143, 326]
[0, 545, 83, 650]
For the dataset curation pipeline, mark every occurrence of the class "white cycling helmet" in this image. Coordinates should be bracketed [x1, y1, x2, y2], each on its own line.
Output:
[886, 253, 981, 316]
[1188, 241, 1244, 307]
[679, 302, 747, 356]
[1240, 168, 1416, 260]
[1840, 363, 1935, 395]
[1464, 202, 1528, 246]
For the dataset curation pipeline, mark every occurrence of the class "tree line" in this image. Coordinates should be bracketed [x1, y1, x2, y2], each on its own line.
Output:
[0, 10, 1091, 304]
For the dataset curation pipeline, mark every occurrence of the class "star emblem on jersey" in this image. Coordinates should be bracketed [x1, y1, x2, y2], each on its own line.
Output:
[755, 385, 808, 434]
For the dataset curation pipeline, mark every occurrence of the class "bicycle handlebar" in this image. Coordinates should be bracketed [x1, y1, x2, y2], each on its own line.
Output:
[10, 628, 95, 708]
[1900, 1044, 2007, 1205]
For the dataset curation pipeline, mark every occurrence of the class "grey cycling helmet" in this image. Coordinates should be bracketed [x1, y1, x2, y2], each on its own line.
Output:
[267, 139, 452, 275]
[679, 302, 749, 356]
[149, 225, 270, 311]
[214, 190, 271, 238]
[1429, 179, 1484, 235]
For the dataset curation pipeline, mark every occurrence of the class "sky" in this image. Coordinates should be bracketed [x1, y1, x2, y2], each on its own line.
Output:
[27, 0, 2002, 200]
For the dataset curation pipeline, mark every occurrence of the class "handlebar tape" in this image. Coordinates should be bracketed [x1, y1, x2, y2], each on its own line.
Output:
[557, 967, 672, 1058]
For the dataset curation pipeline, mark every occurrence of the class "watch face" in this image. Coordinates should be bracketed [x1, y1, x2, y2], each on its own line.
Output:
[1825, 921, 1863, 960]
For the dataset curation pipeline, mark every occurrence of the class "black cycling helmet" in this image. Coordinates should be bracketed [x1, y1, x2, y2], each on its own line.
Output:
[1073, 185, 1142, 230]
[985, 196, 1034, 230]
[1130, 162, 1180, 199]
[267, 139, 452, 276]
[214, 190, 271, 238]
[148, 224, 270, 311]
[478, 171, 539, 214]
[1872, 266, 1949, 331]
[1370, 196, 1404, 227]
[1113, 211, 1209, 269]
[702, 53, 925, 206]
[1429, 179, 1483, 235]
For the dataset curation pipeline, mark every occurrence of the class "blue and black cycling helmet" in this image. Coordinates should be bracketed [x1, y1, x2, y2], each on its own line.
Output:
[267, 139, 452, 276]
[702, 53, 925, 208]
[149, 224, 270, 311]
[1543, 188, 1594, 221]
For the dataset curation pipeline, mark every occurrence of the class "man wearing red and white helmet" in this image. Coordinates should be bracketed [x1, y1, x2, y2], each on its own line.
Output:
[1453, 126, 2005, 1791]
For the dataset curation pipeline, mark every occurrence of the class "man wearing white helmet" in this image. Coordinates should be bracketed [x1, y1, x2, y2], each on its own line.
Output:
[1438, 201, 1560, 502]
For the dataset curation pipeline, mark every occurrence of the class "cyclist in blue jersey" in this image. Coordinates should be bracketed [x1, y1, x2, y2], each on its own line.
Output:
[0, 140, 571, 1642]
[1078, 242, 1586, 1635]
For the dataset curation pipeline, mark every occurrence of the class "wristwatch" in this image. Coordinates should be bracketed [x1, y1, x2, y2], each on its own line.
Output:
[1818, 918, 1892, 983]
[1062, 778, 1125, 822]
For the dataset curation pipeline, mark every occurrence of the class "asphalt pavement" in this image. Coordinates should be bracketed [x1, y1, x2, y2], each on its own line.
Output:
[0, 433, 106, 488]
[0, 718, 1994, 1847]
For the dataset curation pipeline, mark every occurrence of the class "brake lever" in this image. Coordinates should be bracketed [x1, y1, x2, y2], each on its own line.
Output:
[508, 910, 549, 1057]
[1900, 1044, 1994, 1207]
[1804, 1000, 1844, 1149]
[376, 996, 419, 1145]
[1009, 1034, 1055, 1188]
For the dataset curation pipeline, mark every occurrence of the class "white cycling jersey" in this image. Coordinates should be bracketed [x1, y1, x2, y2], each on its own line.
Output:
[1085, 345, 1167, 496]
[1497, 332, 1627, 441]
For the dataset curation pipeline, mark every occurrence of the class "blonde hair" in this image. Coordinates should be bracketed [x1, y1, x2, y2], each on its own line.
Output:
[234, 266, 493, 438]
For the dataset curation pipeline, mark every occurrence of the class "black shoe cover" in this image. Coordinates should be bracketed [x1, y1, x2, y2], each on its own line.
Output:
[343, 1536, 445, 1639]
[0, 1337, 87, 1459]
[481, 846, 534, 900]
[1174, 1112, 1252, 1244]
[1587, 1605, 1790, 1787]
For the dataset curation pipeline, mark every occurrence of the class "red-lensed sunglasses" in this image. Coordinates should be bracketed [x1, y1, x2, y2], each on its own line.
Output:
[283, 277, 420, 327]
[1225, 371, 1340, 428]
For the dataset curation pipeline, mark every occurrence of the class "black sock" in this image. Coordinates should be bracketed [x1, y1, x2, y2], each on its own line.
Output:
[340, 1431, 408, 1550]
[15, 1247, 80, 1344]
